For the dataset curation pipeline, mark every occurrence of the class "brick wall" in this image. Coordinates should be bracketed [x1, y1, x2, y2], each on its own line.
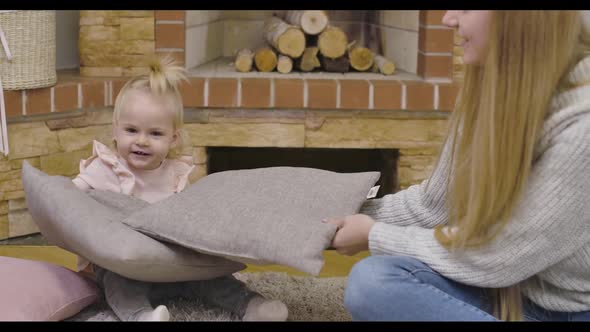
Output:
[453, 30, 465, 82]
[155, 10, 186, 66]
[418, 10, 454, 79]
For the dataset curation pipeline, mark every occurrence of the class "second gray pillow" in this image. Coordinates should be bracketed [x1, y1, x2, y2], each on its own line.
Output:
[122, 167, 380, 276]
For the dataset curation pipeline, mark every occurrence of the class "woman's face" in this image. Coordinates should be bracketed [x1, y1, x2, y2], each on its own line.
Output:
[442, 10, 492, 65]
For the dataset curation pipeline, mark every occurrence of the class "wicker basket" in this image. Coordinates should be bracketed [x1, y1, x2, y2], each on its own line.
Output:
[0, 10, 56, 90]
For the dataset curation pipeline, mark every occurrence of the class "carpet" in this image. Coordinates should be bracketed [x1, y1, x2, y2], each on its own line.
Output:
[68, 272, 352, 321]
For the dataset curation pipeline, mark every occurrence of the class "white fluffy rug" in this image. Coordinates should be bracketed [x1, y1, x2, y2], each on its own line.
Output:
[69, 272, 351, 321]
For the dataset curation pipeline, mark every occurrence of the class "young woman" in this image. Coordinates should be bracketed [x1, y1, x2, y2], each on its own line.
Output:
[326, 10, 590, 321]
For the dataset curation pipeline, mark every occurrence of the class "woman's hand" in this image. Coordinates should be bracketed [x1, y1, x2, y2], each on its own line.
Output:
[323, 214, 376, 256]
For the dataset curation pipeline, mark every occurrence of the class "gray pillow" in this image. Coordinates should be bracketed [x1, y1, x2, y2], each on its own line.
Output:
[122, 167, 380, 276]
[21, 161, 246, 282]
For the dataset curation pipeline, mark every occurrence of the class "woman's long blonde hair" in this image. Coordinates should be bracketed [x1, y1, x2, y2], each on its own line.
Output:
[112, 55, 188, 159]
[432, 11, 590, 321]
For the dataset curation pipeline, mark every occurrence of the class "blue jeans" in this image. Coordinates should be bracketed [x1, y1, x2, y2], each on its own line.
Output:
[344, 255, 590, 321]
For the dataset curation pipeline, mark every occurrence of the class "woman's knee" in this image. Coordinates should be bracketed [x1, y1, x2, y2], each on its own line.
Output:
[348, 255, 429, 285]
[345, 257, 379, 315]
[344, 255, 431, 313]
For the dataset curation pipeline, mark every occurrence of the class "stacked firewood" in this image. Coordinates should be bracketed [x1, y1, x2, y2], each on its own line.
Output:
[234, 10, 396, 75]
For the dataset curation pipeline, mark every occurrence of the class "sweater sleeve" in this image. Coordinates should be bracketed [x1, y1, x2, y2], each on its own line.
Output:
[368, 120, 590, 288]
[359, 140, 451, 228]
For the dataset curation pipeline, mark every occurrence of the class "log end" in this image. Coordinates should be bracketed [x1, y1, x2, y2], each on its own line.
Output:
[381, 62, 396, 75]
[318, 27, 348, 59]
[277, 28, 306, 58]
[235, 58, 253, 72]
[277, 55, 293, 74]
[349, 47, 374, 72]
[301, 10, 329, 35]
[254, 48, 278, 72]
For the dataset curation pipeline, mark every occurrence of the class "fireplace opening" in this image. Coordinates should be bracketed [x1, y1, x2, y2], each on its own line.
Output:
[207, 147, 399, 198]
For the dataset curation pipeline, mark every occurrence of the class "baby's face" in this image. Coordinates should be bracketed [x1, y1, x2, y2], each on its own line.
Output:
[114, 90, 177, 171]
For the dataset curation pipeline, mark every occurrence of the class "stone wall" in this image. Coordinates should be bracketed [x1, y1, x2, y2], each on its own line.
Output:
[0, 109, 447, 240]
[398, 147, 439, 189]
[79, 10, 155, 77]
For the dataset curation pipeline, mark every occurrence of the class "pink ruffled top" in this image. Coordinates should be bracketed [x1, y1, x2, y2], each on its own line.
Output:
[73, 140, 195, 204]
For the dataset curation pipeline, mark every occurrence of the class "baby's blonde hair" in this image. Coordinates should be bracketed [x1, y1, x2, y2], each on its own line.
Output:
[113, 55, 188, 159]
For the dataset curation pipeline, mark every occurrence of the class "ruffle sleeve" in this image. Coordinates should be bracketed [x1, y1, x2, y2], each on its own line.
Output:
[75, 140, 136, 194]
[172, 155, 196, 192]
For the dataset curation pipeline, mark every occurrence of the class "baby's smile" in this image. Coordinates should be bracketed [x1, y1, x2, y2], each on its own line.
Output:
[132, 150, 151, 156]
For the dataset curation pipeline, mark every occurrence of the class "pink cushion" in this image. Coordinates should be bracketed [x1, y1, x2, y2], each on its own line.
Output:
[0, 256, 99, 321]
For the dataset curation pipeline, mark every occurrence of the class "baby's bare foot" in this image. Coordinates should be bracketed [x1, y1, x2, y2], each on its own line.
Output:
[135, 305, 170, 321]
[242, 296, 288, 321]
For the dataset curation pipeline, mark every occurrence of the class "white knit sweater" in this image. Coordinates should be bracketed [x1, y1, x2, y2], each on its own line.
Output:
[361, 57, 590, 312]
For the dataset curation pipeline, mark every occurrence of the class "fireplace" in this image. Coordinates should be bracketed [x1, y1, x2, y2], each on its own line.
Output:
[208, 147, 399, 198]
[185, 11, 421, 76]
[0, 10, 455, 241]
[176, 10, 456, 112]
[183, 10, 453, 79]
[77, 10, 458, 112]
